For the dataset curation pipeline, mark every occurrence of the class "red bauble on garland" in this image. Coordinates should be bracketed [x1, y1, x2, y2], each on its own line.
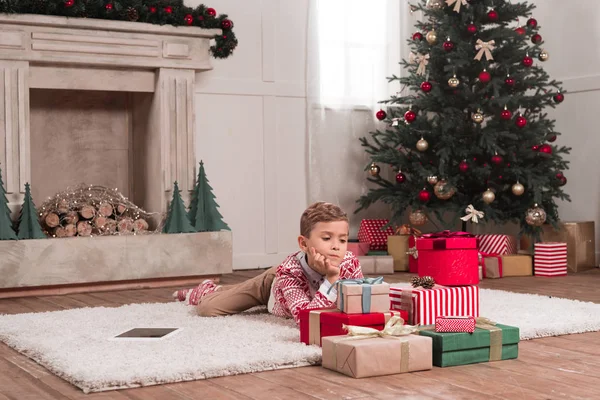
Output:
[527, 18, 538, 28]
[505, 76, 515, 87]
[164, 6, 173, 14]
[539, 144, 552, 154]
[491, 154, 504, 165]
[522, 55, 534, 67]
[413, 32, 423, 41]
[64, 0, 74, 7]
[459, 160, 469, 173]
[184, 14, 193, 25]
[548, 134, 557, 142]
[207, 8, 217, 17]
[515, 26, 526, 35]
[558, 176, 567, 186]
[443, 39, 455, 52]
[487, 10, 499, 22]
[396, 172, 406, 183]
[404, 109, 417, 123]
[532, 144, 540, 151]
[531, 34, 542, 44]
[421, 81, 432, 93]
[479, 70, 491, 83]
[222, 19, 233, 30]
[105, 3, 113, 11]
[375, 109, 387, 121]
[467, 23, 477, 34]
[500, 107, 512, 120]
[556, 172, 564, 179]
[149, 6, 157, 13]
[419, 190, 431, 203]
[554, 92, 565, 103]
[515, 114, 527, 128]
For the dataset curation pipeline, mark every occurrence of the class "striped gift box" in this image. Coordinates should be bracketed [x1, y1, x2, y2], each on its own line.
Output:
[389, 285, 479, 326]
[476, 234, 517, 255]
[534, 242, 567, 277]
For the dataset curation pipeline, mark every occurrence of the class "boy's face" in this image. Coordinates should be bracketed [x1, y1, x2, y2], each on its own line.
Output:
[298, 220, 349, 267]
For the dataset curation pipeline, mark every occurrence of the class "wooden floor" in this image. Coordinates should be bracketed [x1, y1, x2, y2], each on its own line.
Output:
[1, 269, 600, 399]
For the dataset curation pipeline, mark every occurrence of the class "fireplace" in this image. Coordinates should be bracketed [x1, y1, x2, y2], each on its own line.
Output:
[0, 14, 232, 293]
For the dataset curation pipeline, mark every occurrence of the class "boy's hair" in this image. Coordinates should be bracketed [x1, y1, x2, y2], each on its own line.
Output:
[300, 202, 348, 237]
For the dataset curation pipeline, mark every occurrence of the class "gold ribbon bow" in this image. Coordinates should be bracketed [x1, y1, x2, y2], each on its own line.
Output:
[409, 52, 430, 76]
[460, 204, 485, 224]
[474, 39, 496, 61]
[445, 0, 467, 13]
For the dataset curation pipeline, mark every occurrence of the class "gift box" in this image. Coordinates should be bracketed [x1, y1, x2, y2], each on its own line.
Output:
[521, 222, 596, 273]
[358, 219, 395, 251]
[359, 256, 394, 275]
[435, 316, 476, 333]
[482, 254, 533, 278]
[387, 235, 410, 271]
[389, 285, 479, 325]
[475, 234, 517, 255]
[337, 279, 390, 314]
[322, 320, 432, 378]
[348, 240, 370, 256]
[299, 309, 407, 346]
[417, 320, 519, 367]
[534, 242, 567, 277]
[417, 231, 479, 286]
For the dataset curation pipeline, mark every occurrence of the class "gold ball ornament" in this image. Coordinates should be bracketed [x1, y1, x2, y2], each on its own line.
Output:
[448, 75, 460, 88]
[482, 189, 495, 204]
[427, 175, 439, 185]
[471, 111, 484, 124]
[525, 204, 547, 226]
[538, 50, 549, 62]
[416, 138, 429, 152]
[409, 209, 428, 226]
[512, 182, 525, 196]
[426, 0, 444, 9]
[426, 30, 438, 45]
[369, 163, 380, 176]
[433, 180, 456, 200]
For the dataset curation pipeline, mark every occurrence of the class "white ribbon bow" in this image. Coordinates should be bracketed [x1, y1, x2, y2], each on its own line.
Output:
[344, 316, 418, 337]
[474, 39, 496, 61]
[460, 204, 485, 224]
[446, 0, 468, 13]
[409, 52, 430, 76]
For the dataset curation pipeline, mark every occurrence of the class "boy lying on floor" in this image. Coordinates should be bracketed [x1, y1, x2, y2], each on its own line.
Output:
[173, 201, 364, 325]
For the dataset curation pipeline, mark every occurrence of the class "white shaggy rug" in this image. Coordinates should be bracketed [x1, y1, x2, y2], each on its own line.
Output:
[1, 288, 600, 393]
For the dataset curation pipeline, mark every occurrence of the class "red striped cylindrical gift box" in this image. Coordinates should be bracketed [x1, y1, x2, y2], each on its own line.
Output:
[475, 234, 517, 255]
[389, 285, 479, 325]
[534, 242, 567, 277]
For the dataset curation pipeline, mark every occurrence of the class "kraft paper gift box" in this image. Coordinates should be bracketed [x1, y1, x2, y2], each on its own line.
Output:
[481, 254, 533, 278]
[299, 309, 407, 346]
[336, 278, 390, 314]
[358, 256, 394, 275]
[321, 318, 432, 378]
[389, 284, 480, 326]
[417, 231, 479, 286]
[417, 319, 520, 367]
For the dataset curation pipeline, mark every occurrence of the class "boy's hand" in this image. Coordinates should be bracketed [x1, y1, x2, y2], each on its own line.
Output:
[308, 247, 340, 283]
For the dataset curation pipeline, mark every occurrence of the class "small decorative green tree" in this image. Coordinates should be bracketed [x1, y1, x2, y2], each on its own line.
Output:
[188, 161, 230, 232]
[163, 181, 196, 234]
[17, 183, 46, 240]
[0, 165, 17, 240]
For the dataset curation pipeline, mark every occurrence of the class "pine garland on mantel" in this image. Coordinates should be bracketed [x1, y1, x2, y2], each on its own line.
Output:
[0, 0, 238, 58]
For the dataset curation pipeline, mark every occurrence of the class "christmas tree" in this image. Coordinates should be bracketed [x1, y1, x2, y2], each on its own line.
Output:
[163, 181, 196, 234]
[16, 183, 46, 240]
[356, 0, 570, 237]
[188, 161, 230, 232]
[0, 165, 18, 240]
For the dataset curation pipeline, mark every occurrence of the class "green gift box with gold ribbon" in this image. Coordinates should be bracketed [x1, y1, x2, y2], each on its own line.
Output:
[417, 319, 519, 367]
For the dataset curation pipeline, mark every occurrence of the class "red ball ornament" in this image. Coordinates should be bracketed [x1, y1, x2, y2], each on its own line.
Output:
[556, 172, 564, 179]
[420, 81, 432, 93]
[149, 6, 157, 13]
[419, 190, 431, 203]
[206, 7, 217, 17]
[459, 160, 469, 173]
[505, 76, 515, 87]
[105, 3, 113, 11]
[221, 19, 233, 30]
[443, 39, 455, 52]
[516, 115, 527, 128]
[522, 55, 534, 67]
[532, 145, 540, 151]
[479, 70, 491, 83]
[558, 176, 567, 186]
[548, 135, 557, 142]
[491, 154, 504, 165]
[404, 110, 417, 123]
[539, 144, 552, 154]
[531, 34, 542, 44]
[515, 26, 526, 35]
[527, 18, 538, 29]
[500, 108, 512, 120]
[487, 10, 499, 22]
[164, 6, 173, 14]
[467, 23, 477, 34]
[184, 14, 193, 25]
[413, 32, 423, 41]
[553, 92, 565, 103]
[64, 0, 74, 6]
[375, 109, 387, 121]
[396, 172, 406, 183]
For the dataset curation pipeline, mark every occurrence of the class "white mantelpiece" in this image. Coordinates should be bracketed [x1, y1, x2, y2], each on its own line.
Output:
[0, 14, 221, 215]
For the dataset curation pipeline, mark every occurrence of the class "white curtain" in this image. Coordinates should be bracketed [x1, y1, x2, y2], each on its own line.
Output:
[306, 0, 409, 236]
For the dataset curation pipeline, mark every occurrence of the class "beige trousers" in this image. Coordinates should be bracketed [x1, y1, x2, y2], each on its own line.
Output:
[197, 267, 277, 317]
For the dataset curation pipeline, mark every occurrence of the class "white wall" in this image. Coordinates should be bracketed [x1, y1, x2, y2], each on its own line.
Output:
[192, 0, 308, 269]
